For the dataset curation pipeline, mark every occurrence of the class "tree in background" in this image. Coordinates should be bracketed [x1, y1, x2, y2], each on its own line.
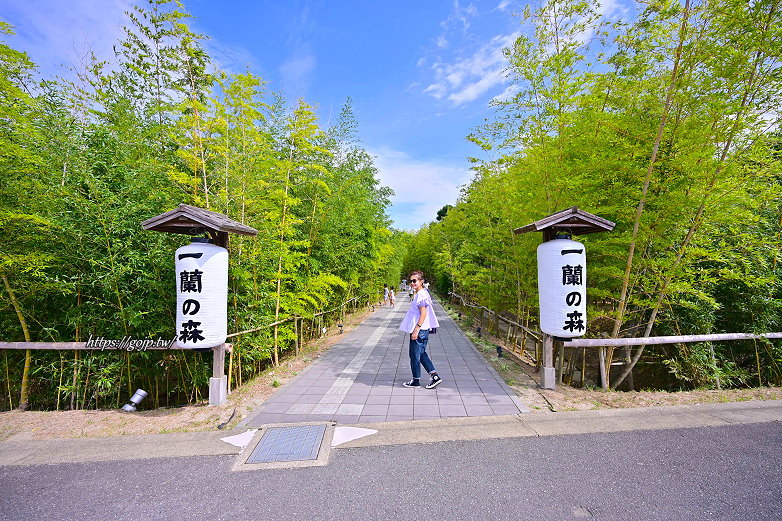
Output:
[409, 0, 782, 390]
[0, 1, 398, 410]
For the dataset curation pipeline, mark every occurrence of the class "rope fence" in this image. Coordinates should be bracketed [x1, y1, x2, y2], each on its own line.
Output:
[447, 291, 542, 367]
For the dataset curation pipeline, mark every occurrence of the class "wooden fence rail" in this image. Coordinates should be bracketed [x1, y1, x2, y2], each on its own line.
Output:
[565, 332, 782, 390]
[447, 291, 542, 365]
[445, 291, 782, 390]
[0, 292, 379, 407]
[0, 294, 374, 351]
[563, 332, 782, 348]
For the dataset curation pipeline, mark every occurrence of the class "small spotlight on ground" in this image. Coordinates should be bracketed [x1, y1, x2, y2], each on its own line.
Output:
[121, 389, 148, 412]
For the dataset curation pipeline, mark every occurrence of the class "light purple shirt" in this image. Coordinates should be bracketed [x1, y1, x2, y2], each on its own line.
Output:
[399, 288, 440, 333]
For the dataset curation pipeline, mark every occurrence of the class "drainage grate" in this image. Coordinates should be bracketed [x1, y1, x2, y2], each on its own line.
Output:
[247, 425, 326, 463]
[232, 422, 334, 471]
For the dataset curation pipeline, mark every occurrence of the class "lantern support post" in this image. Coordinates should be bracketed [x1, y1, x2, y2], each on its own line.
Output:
[142, 204, 257, 407]
[541, 333, 556, 389]
[210, 343, 227, 406]
[514, 207, 615, 391]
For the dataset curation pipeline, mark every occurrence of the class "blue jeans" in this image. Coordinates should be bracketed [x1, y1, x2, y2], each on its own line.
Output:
[409, 329, 435, 379]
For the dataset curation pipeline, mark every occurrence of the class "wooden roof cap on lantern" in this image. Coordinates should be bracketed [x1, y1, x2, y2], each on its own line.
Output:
[513, 206, 615, 240]
[141, 204, 258, 247]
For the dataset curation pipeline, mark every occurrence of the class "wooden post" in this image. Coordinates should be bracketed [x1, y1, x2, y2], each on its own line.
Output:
[227, 343, 234, 394]
[581, 346, 586, 387]
[541, 333, 556, 389]
[557, 339, 565, 384]
[599, 346, 607, 389]
[294, 317, 299, 356]
[209, 343, 227, 406]
[505, 320, 512, 349]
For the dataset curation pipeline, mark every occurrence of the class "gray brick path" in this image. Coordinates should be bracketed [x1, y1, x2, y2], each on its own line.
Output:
[241, 297, 529, 427]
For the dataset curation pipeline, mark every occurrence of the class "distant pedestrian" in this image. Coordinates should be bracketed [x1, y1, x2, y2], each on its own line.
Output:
[383, 284, 390, 307]
[389, 288, 395, 307]
[408, 284, 414, 301]
[399, 270, 442, 389]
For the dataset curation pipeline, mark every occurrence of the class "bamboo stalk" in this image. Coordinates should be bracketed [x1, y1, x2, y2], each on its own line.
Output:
[57, 353, 63, 411]
[609, 0, 693, 384]
[4, 352, 12, 409]
[2, 273, 32, 410]
[581, 347, 586, 387]
[71, 351, 79, 410]
[126, 351, 132, 397]
[227, 342, 234, 393]
[755, 340, 763, 387]
[82, 357, 91, 410]
[294, 318, 299, 356]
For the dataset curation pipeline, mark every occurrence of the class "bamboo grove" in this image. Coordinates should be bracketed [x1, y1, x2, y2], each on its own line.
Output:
[0, 1, 405, 410]
[407, 0, 782, 390]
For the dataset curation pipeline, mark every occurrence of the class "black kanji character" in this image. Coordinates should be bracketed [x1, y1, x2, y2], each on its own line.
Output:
[179, 269, 203, 293]
[563, 310, 585, 333]
[179, 320, 205, 343]
[562, 265, 583, 286]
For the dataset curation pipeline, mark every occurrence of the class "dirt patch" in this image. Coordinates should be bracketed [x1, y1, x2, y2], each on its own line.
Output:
[0, 305, 378, 442]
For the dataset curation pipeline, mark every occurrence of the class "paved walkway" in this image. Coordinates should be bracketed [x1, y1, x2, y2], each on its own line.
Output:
[241, 297, 529, 427]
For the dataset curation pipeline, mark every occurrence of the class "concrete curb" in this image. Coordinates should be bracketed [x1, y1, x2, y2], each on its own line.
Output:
[1, 399, 779, 467]
[339, 399, 782, 448]
[0, 430, 237, 467]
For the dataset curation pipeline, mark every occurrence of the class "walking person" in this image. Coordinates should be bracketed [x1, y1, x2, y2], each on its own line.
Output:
[400, 270, 442, 389]
[388, 287, 395, 307]
[383, 284, 390, 307]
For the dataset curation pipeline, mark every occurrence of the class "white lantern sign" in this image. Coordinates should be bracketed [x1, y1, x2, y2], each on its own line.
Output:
[175, 238, 228, 348]
[537, 237, 586, 338]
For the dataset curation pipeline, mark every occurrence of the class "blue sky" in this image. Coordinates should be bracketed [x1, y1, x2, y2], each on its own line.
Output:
[1, 0, 623, 230]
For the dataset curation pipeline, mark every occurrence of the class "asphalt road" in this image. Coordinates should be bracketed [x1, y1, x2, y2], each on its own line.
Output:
[2, 421, 780, 521]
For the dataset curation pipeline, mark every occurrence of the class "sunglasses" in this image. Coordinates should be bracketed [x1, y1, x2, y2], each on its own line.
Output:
[409, 279, 418, 283]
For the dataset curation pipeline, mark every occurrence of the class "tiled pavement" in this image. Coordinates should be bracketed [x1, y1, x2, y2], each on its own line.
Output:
[241, 297, 529, 427]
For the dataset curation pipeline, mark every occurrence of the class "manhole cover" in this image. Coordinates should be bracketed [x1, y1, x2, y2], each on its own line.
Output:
[247, 425, 326, 463]
[232, 422, 334, 471]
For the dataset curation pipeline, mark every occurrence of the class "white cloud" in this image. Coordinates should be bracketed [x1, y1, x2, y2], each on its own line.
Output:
[566, 0, 627, 47]
[425, 31, 518, 106]
[496, 0, 511, 11]
[491, 83, 520, 103]
[279, 52, 316, 93]
[0, 0, 131, 79]
[202, 39, 259, 77]
[370, 146, 471, 230]
[423, 82, 447, 99]
[0, 0, 264, 83]
[451, 1, 478, 30]
[597, 0, 625, 19]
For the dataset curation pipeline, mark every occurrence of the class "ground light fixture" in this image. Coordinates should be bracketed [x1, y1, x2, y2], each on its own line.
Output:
[121, 389, 148, 412]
